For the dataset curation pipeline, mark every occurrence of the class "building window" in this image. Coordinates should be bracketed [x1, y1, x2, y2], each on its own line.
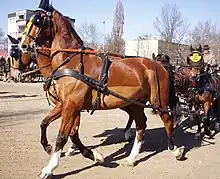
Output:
[18, 14, 24, 21]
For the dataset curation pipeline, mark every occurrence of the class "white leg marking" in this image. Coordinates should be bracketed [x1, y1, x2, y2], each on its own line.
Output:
[65, 147, 76, 156]
[39, 149, 61, 179]
[168, 145, 185, 160]
[92, 150, 104, 163]
[125, 128, 132, 141]
[125, 131, 142, 166]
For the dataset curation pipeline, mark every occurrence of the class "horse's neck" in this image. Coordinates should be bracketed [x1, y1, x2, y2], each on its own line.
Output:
[52, 11, 83, 50]
[36, 53, 52, 79]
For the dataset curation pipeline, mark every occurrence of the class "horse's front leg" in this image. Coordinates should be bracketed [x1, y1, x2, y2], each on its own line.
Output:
[203, 100, 212, 136]
[39, 100, 78, 179]
[40, 102, 62, 154]
[193, 105, 202, 139]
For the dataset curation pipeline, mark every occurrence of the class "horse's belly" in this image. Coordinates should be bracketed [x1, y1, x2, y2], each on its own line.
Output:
[93, 86, 144, 109]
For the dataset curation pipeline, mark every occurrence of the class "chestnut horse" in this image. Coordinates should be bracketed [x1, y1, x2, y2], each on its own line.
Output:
[8, 34, 138, 156]
[21, 0, 184, 178]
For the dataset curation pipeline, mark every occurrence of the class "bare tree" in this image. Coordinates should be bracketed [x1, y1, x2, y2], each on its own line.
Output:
[77, 22, 101, 49]
[190, 20, 220, 61]
[135, 34, 152, 57]
[154, 4, 190, 43]
[105, 0, 125, 55]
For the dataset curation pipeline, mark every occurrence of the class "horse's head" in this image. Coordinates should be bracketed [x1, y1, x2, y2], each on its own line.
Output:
[8, 34, 33, 71]
[186, 44, 204, 87]
[154, 53, 170, 64]
[21, 0, 55, 52]
[21, 0, 83, 52]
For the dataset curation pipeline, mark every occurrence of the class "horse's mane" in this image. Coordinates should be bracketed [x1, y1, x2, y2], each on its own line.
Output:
[54, 9, 84, 46]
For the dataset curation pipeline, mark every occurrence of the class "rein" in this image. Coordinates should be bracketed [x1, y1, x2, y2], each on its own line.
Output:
[37, 47, 125, 59]
[41, 47, 191, 116]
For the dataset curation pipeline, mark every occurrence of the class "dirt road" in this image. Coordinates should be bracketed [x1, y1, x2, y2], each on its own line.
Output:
[0, 82, 220, 179]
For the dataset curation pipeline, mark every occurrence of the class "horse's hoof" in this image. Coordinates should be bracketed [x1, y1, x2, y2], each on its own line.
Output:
[204, 129, 212, 137]
[215, 122, 220, 131]
[65, 147, 76, 156]
[38, 172, 52, 179]
[194, 133, 201, 140]
[44, 145, 53, 155]
[93, 150, 104, 163]
[170, 146, 185, 160]
[122, 157, 135, 167]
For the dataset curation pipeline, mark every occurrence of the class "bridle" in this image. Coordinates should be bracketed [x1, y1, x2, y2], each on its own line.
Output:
[22, 9, 54, 48]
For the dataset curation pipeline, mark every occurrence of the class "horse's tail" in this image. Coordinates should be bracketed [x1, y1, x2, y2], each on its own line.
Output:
[167, 67, 182, 124]
[167, 67, 177, 111]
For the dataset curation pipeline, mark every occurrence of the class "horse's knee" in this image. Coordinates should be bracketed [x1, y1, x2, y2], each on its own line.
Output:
[55, 132, 68, 151]
[40, 118, 49, 129]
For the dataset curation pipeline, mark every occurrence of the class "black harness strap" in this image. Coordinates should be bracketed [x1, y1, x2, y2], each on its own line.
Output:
[51, 68, 181, 115]
[90, 54, 112, 114]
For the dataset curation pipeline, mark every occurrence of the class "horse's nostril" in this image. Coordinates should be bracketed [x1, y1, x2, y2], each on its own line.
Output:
[21, 44, 28, 49]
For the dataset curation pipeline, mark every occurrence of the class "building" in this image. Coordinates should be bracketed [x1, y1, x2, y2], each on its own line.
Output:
[125, 39, 190, 65]
[8, 9, 35, 51]
[8, 9, 75, 54]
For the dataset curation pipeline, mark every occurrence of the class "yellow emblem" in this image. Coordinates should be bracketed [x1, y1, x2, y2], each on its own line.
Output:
[190, 52, 202, 63]
[22, 16, 34, 40]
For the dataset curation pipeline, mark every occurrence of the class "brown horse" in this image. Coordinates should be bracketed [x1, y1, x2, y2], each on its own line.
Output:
[153, 52, 220, 137]
[8, 34, 136, 156]
[21, 0, 184, 178]
[153, 53, 206, 136]
[186, 45, 220, 136]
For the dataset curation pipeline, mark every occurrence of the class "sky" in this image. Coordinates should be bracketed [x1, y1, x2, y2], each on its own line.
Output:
[0, 0, 220, 41]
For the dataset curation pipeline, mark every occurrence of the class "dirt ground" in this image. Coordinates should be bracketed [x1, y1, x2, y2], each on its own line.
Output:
[0, 81, 220, 179]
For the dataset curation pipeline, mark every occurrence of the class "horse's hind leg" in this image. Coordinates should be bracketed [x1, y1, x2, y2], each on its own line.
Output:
[153, 86, 184, 159]
[214, 98, 220, 131]
[40, 102, 62, 154]
[121, 107, 135, 141]
[123, 105, 146, 166]
[69, 120, 104, 163]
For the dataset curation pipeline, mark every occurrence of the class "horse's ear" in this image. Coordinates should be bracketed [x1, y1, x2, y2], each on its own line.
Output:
[165, 55, 170, 62]
[38, 0, 50, 10]
[199, 44, 202, 52]
[190, 44, 194, 52]
[7, 34, 19, 44]
[152, 53, 156, 60]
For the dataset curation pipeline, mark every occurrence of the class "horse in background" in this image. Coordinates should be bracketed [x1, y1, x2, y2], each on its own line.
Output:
[187, 45, 220, 134]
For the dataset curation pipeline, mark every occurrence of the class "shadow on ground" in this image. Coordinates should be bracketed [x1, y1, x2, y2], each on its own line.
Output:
[0, 94, 38, 99]
[54, 120, 218, 178]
